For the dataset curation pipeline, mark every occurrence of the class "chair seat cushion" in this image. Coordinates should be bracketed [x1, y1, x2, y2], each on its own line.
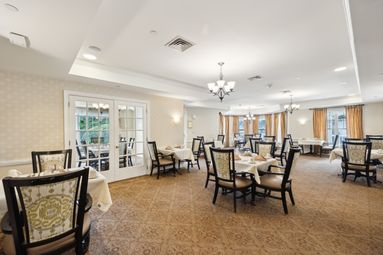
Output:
[341, 162, 376, 171]
[218, 177, 252, 189]
[3, 212, 91, 255]
[153, 158, 174, 166]
[259, 174, 289, 190]
[321, 146, 333, 150]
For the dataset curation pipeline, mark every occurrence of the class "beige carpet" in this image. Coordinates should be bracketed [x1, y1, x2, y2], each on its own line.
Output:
[1, 156, 383, 254]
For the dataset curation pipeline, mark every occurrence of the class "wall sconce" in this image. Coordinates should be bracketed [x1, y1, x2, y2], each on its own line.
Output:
[298, 118, 307, 125]
[172, 115, 181, 124]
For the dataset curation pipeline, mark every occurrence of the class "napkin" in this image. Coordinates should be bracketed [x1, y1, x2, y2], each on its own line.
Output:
[254, 155, 266, 161]
[165, 146, 173, 150]
[243, 151, 252, 157]
[234, 154, 242, 161]
[89, 167, 98, 179]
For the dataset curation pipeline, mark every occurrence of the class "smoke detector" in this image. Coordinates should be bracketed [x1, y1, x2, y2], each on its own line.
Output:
[8, 32, 30, 48]
[281, 90, 292, 94]
[266, 83, 273, 88]
[165, 36, 194, 52]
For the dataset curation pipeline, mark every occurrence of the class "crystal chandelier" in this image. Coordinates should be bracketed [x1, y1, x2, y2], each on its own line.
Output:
[244, 111, 255, 121]
[207, 62, 235, 102]
[284, 95, 300, 114]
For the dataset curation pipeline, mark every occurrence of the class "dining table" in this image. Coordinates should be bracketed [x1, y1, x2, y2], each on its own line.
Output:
[0, 167, 113, 218]
[329, 147, 383, 162]
[298, 138, 326, 154]
[235, 155, 278, 184]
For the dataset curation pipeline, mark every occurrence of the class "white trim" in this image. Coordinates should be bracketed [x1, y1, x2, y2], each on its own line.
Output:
[0, 159, 31, 167]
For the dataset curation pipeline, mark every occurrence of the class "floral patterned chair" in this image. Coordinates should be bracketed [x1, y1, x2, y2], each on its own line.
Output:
[210, 147, 255, 213]
[342, 141, 376, 186]
[1, 168, 92, 255]
[31, 149, 72, 173]
[258, 141, 276, 158]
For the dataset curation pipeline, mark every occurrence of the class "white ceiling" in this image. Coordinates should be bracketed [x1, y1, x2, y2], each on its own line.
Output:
[0, 0, 382, 110]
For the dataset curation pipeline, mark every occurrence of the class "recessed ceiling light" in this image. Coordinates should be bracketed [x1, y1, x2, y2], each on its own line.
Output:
[150, 30, 157, 34]
[83, 53, 97, 60]
[266, 83, 272, 88]
[4, 3, 19, 12]
[334, 66, 347, 72]
[88, 45, 101, 52]
[348, 93, 356, 97]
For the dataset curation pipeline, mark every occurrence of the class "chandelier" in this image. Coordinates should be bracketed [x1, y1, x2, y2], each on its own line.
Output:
[244, 111, 255, 121]
[207, 62, 235, 102]
[284, 95, 300, 114]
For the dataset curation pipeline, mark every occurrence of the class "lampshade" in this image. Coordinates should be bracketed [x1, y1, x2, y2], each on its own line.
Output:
[216, 80, 225, 88]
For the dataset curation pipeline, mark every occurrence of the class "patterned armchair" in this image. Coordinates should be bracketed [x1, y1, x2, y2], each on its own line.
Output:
[210, 147, 255, 212]
[342, 141, 376, 186]
[249, 137, 262, 154]
[1, 168, 91, 255]
[147, 141, 176, 179]
[256, 147, 300, 214]
[31, 149, 72, 173]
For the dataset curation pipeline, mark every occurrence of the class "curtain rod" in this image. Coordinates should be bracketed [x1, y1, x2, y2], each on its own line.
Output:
[309, 103, 364, 111]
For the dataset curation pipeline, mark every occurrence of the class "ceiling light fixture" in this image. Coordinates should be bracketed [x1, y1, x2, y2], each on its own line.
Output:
[334, 66, 347, 72]
[83, 53, 97, 60]
[284, 95, 300, 114]
[207, 62, 235, 102]
[244, 109, 256, 121]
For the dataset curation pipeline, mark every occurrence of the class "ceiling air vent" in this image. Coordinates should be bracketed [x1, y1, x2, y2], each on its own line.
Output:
[248, 75, 263, 81]
[8, 32, 30, 48]
[165, 36, 194, 52]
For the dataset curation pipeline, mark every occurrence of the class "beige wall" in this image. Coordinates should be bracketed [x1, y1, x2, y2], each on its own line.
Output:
[185, 107, 220, 144]
[0, 70, 184, 176]
[288, 102, 383, 139]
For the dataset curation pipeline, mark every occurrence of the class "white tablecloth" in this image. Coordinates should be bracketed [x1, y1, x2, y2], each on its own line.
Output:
[158, 147, 194, 161]
[235, 156, 278, 184]
[298, 139, 326, 146]
[329, 148, 383, 162]
[0, 170, 112, 218]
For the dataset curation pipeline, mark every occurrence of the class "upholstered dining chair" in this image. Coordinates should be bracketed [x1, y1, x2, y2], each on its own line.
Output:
[344, 138, 366, 142]
[367, 136, 383, 150]
[187, 137, 203, 170]
[217, 134, 225, 144]
[274, 137, 289, 166]
[263, 135, 276, 142]
[196, 136, 205, 155]
[342, 141, 376, 186]
[203, 141, 215, 188]
[31, 149, 72, 173]
[249, 137, 262, 154]
[258, 141, 276, 158]
[147, 141, 176, 179]
[320, 135, 339, 157]
[256, 147, 300, 214]
[210, 147, 255, 213]
[1, 168, 92, 255]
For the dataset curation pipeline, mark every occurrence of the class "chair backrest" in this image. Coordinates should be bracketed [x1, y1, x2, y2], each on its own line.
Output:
[234, 133, 240, 140]
[342, 141, 371, 167]
[31, 149, 72, 173]
[263, 136, 275, 142]
[147, 141, 159, 162]
[217, 134, 225, 143]
[366, 137, 383, 150]
[287, 134, 294, 147]
[344, 138, 366, 142]
[128, 137, 135, 150]
[253, 133, 261, 138]
[244, 134, 253, 143]
[280, 137, 289, 153]
[203, 142, 214, 170]
[2, 168, 89, 254]
[249, 137, 262, 153]
[210, 147, 235, 183]
[282, 148, 300, 187]
[366, 134, 383, 139]
[332, 135, 339, 149]
[192, 138, 203, 154]
[258, 142, 275, 157]
[119, 140, 127, 155]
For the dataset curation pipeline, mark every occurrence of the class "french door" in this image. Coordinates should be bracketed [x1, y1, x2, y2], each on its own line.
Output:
[67, 95, 147, 182]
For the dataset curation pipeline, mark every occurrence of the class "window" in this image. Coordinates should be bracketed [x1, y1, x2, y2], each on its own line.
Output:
[258, 115, 266, 138]
[327, 108, 347, 146]
[238, 117, 245, 137]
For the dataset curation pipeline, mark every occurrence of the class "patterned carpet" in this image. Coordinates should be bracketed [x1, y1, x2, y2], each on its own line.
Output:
[1, 156, 383, 254]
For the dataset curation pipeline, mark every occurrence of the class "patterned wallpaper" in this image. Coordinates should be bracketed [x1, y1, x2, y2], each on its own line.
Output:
[0, 70, 184, 173]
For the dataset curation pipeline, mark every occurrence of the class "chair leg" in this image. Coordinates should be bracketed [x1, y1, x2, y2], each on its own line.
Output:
[212, 184, 219, 204]
[280, 156, 284, 166]
[342, 169, 347, 182]
[251, 185, 255, 203]
[187, 161, 190, 172]
[366, 171, 371, 187]
[196, 158, 200, 170]
[320, 148, 322, 157]
[150, 165, 154, 176]
[157, 166, 160, 179]
[205, 173, 209, 188]
[178, 160, 181, 170]
[281, 191, 288, 214]
[288, 187, 295, 205]
[233, 190, 237, 213]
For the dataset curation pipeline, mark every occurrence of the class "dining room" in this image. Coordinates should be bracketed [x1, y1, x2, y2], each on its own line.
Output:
[0, 0, 383, 254]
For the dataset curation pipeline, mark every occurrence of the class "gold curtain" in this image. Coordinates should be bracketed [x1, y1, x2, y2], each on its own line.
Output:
[253, 115, 259, 134]
[224, 116, 230, 147]
[273, 113, 279, 139]
[265, 114, 272, 136]
[244, 119, 249, 134]
[280, 112, 287, 139]
[313, 108, 327, 140]
[346, 105, 363, 138]
[232, 116, 239, 134]
[218, 112, 224, 135]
